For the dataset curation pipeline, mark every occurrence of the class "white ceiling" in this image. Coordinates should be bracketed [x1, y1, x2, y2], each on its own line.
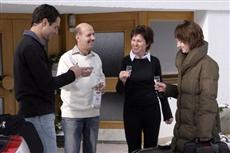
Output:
[0, 0, 229, 14]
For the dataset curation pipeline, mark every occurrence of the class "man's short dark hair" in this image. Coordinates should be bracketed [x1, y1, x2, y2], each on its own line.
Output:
[31, 4, 60, 26]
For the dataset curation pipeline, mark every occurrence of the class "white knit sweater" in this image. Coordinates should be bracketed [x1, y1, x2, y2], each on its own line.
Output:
[57, 45, 105, 118]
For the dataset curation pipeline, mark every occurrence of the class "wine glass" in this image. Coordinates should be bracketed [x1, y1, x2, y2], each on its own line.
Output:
[126, 65, 132, 75]
[154, 75, 161, 100]
[154, 75, 160, 83]
[86, 63, 94, 74]
[91, 78, 102, 108]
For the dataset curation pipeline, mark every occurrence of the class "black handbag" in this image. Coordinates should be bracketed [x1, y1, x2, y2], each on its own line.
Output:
[183, 139, 230, 153]
[0, 114, 25, 135]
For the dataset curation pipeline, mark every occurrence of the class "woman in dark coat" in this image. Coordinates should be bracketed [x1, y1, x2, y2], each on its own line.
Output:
[116, 25, 173, 153]
[155, 20, 220, 153]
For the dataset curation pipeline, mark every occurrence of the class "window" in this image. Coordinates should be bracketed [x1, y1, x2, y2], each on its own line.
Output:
[92, 32, 124, 77]
[149, 20, 183, 75]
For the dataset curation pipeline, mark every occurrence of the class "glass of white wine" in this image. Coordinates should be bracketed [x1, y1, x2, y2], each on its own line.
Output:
[126, 65, 132, 76]
[154, 75, 160, 83]
[91, 78, 102, 109]
[154, 75, 161, 99]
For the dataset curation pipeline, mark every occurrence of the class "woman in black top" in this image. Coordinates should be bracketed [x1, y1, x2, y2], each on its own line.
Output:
[116, 25, 173, 153]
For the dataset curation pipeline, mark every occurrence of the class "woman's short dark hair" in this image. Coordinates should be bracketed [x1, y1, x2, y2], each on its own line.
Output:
[131, 25, 154, 51]
[31, 4, 60, 26]
[175, 20, 204, 50]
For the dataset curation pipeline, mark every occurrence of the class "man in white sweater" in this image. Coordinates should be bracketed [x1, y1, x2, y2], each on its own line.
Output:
[57, 23, 105, 153]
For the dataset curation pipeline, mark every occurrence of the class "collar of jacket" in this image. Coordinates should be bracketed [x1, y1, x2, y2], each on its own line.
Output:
[23, 30, 46, 47]
[176, 41, 208, 75]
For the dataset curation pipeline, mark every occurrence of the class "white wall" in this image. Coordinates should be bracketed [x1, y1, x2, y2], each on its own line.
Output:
[1, 1, 229, 14]
[195, 11, 230, 105]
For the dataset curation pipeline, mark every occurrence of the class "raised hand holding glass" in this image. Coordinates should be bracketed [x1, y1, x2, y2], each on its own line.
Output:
[154, 75, 160, 83]
[126, 65, 132, 76]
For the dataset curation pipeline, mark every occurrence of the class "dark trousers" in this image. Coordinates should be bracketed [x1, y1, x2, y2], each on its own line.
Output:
[124, 104, 161, 153]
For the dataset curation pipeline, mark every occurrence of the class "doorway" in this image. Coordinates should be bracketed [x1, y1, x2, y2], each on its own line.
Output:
[0, 20, 16, 114]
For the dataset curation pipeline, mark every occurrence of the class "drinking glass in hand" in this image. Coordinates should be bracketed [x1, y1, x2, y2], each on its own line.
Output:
[91, 79, 102, 109]
[154, 75, 160, 83]
[154, 75, 161, 99]
[126, 65, 132, 76]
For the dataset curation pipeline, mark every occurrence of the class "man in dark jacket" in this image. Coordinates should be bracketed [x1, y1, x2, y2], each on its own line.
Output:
[14, 4, 91, 153]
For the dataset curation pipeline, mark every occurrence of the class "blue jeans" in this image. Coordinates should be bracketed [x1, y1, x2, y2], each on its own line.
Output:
[62, 116, 99, 153]
[26, 113, 57, 153]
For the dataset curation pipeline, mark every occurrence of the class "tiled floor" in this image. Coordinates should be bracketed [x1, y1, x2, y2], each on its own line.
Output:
[56, 129, 172, 153]
[57, 142, 128, 153]
[57, 138, 172, 153]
